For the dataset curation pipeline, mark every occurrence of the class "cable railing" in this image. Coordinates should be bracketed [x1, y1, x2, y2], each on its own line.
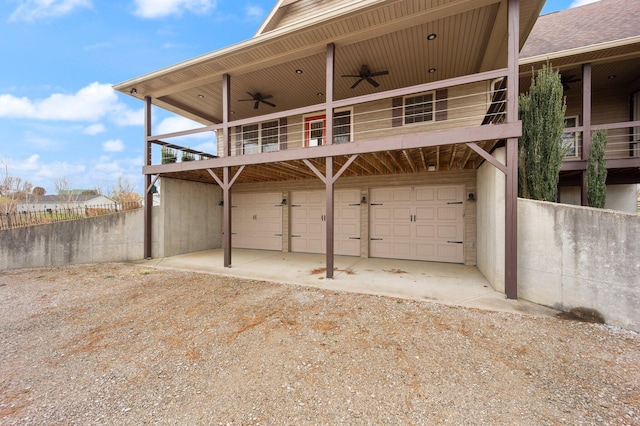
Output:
[562, 128, 640, 160]
[146, 72, 513, 165]
[0, 202, 143, 231]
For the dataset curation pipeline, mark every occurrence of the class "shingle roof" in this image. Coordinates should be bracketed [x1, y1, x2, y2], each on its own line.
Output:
[520, 0, 640, 59]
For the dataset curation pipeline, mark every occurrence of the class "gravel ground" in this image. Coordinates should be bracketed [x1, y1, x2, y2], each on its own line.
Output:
[1, 263, 639, 425]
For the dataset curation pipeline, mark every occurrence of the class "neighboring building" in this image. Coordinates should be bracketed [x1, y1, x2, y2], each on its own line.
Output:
[520, 0, 640, 213]
[17, 194, 117, 212]
[114, 0, 547, 298]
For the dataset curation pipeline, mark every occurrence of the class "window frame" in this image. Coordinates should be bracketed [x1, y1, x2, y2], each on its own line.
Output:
[241, 120, 280, 154]
[403, 91, 435, 125]
[562, 115, 580, 158]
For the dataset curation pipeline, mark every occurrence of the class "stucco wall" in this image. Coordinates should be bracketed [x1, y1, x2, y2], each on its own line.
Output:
[476, 147, 506, 292]
[559, 184, 637, 214]
[0, 208, 149, 270]
[160, 178, 222, 257]
[518, 199, 640, 332]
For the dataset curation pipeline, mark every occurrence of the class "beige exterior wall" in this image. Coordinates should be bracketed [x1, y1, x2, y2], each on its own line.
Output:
[228, 81, 490, 154]
[232, 169, 477, 265]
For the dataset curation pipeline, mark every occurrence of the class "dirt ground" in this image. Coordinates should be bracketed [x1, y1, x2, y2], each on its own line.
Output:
[1, 263, 639, 425]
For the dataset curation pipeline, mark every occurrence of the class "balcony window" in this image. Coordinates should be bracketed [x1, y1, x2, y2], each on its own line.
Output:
[333, 110, 352, 144]
[404, 92, 434, 125]
[563, 116, 579, 158]
[242, 120, 279, 154]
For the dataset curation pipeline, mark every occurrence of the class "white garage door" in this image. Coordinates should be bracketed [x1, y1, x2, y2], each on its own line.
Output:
[370, 185, 464, 263]
[290, 189, 361, 256]
[232, 192, 283, 251]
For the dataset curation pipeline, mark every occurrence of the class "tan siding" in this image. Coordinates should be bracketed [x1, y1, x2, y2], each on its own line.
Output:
[232, 170, 477, 265]
[593, 87, 632, 158]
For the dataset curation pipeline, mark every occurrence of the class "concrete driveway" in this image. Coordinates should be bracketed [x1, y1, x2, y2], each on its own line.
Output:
[140, 249, 557, 317]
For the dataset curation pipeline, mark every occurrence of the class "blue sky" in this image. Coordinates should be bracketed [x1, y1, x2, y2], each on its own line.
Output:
[0, 0, 600, 194]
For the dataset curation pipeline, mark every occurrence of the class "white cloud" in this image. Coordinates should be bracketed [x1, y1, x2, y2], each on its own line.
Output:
[245, 5, 264, 21]
[10, 0, 92, 22]
[569, 0, 601, 7]
[133, 0, 215, 19]
[102, 139, 125, 152]
[155, 116, 209, 137]
[0, 82, 141, 126]
[111, 107, 144, 126]
[83, 123, 106, 135]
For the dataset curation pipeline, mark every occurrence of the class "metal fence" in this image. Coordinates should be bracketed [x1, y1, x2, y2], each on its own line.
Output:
[0, 202, 143, 231]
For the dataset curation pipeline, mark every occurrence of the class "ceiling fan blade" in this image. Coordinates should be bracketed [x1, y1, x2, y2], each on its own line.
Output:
[351, 78, 364, 89]
[254, 101, 260, 109]
[370, 70, 389, 77]
[366, 77, 380, 88]
[262, 100, 276, 108]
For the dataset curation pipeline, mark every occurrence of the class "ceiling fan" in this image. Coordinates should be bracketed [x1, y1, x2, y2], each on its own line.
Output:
[342, 65, 389, 89]
[238, 92, 276, 109]
[561, 74, 581, 91]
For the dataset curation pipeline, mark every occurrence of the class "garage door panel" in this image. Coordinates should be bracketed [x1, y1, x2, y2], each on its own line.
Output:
[370, 185, 464, 263]
[415, 242, 436, 258]
[415, 224, 435, 239]
[436, 224, 461, 239]
[232, 192, 283, 251]
[392, 224, 411, 238]
[415, 187, 435, 202]
[291, 189, 361, 256]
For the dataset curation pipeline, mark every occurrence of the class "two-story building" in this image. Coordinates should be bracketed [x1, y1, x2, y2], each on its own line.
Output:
[115, 0, 548, 299]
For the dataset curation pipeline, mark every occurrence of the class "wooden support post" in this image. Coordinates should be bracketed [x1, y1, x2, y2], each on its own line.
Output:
[144, 96, 153, 259]
[581, 63, 592, 206]
[505, 0, 519, 299]
[505, 137, 518, 299]
[326, 156, 334, 279]
[223, 166, 232, 267]
[325, 43, 335, 146]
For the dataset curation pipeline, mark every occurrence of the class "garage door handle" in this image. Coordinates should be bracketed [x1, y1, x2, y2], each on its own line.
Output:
[447, 202, 463, 204]
[370, 203, 384, 206]
[348, 203, 361, 206]
[370, 238, 383, 241]
[447, 241, 463, 244]
[291, 235, 301, 238]
[348, 237, 361, 240]
[291, 204, 301, 207]
[275, 234, 283, 236]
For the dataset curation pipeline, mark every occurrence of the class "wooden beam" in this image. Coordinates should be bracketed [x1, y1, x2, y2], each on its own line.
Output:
[448, 144, 458, 170]
[402, 149, 417, 173]
[419, 148, 428, 172]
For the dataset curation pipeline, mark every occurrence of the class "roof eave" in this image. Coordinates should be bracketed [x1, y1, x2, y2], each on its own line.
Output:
[519, 35, 640, 67]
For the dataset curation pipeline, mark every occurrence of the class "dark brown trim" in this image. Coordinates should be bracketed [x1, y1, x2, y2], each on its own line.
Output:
[392, 97, 403, 127]
[505, 137, 518, 299]
[435, 89, 448, 122]
[505, 0, 519, 300]
[279, 117, 288, 150]
[143, 122, 523, 175]
[222, 74, 231, 158]
[581, 64, 592, 206]
[466, 143, 507, 174]
[325, 43, 335, 145]
[325, 157, 334, 279]
[144, 96, 153, 260]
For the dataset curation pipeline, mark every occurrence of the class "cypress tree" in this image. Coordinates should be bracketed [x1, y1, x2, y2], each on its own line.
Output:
[518, 64, 567, 201]
[586, 129, 608, 208]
